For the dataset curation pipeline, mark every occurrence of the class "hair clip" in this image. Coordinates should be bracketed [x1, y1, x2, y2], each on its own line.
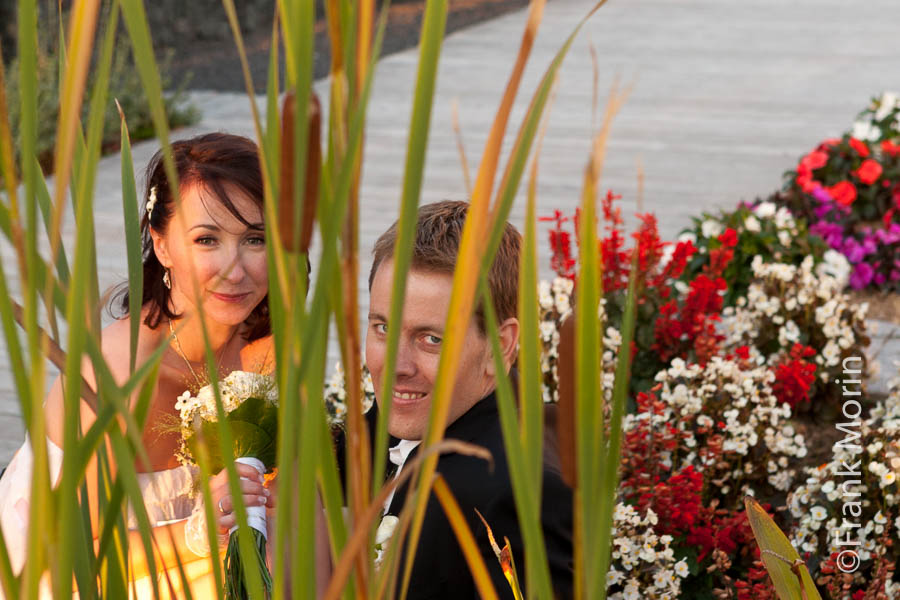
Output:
[147, 186, 158, 220]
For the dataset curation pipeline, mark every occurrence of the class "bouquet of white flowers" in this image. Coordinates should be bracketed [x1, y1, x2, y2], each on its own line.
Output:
[175, 371, 278, 599]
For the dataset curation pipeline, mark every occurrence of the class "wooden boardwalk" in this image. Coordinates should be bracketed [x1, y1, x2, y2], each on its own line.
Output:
[1, 0, 899, 461]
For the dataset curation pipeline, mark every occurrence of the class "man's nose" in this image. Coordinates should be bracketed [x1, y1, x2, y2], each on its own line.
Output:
[394, 339, 416, 378]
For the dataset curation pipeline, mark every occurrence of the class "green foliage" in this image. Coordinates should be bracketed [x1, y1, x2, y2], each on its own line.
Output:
[3, 29, 197, 173]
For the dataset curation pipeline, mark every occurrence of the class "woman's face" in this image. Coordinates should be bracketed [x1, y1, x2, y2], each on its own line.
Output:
[151, 182, 268, 327]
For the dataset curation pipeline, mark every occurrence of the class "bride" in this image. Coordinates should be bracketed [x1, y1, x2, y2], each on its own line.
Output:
[0, 133, 322, 597]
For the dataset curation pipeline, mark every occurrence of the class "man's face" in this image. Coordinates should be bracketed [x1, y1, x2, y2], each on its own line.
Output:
[365, 260, 496, 440]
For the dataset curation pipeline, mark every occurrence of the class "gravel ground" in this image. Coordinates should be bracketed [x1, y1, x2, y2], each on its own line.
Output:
[167, 0, 529, 91]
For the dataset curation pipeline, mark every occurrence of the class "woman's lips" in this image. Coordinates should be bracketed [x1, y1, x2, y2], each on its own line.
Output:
[211, 291, 251, 303]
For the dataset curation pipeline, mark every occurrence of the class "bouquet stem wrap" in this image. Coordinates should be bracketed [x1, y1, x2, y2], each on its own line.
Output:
[224, 457, 272, 599]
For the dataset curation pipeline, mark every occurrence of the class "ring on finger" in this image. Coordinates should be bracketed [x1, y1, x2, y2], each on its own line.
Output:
[218, 497, 228, 515]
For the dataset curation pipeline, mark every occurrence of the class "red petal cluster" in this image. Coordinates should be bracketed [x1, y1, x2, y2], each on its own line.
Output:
[853, 158, 883, 185]
[770, 344, 817, 410]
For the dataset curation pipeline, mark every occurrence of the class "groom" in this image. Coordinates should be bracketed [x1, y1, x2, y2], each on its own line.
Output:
[362, 201, 573, 599]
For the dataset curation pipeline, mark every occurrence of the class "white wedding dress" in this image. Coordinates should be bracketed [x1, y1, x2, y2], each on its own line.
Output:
[0, 435, 203, 598]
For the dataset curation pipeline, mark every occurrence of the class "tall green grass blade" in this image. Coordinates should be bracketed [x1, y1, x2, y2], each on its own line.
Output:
[481, 0, 608, 272]
[519, 163, 543, 493]
[481, 276, 553, 600]
[191, 442, 226, 600]
[33, 156, 70, 287]
[0, 237, 32, 434]
[16, 1, 50, 593]
[596, 252, 637, 600]
[107, 430, 162, 598]
[372, 0, 448, 507]
[91, 363, 159, 583]
[115, 100, 143, 375]
[94, 450, 126, 600]
[575, 150, 603, 600]
[119, 0, 181, 197]
[0, 262, 22, 598]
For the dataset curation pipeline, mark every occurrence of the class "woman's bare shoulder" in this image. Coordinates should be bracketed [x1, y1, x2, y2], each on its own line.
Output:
[99, 311, 165, 383]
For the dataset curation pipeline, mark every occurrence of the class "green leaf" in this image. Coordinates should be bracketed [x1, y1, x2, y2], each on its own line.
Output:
[744, 497, 822, 600]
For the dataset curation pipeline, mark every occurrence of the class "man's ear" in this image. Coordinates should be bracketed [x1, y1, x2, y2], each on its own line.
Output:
[149, 227, 172, 269]
[485, 317, 519, 377]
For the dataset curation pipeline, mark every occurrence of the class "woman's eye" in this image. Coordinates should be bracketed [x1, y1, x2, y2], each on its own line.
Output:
[246, 236, 266, 246]
[195, 236, 217, 246]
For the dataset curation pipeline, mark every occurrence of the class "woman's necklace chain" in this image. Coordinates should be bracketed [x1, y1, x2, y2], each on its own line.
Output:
[168, 319, 227, 386]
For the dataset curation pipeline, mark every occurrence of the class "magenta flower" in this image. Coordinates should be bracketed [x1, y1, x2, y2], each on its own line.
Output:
[849, 262, 875, 288]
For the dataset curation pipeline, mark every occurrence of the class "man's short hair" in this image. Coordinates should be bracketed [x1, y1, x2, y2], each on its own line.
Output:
[368, 200, 521, 335]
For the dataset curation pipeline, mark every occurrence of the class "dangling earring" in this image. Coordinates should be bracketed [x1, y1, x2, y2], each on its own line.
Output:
[163, 269, 172, 289]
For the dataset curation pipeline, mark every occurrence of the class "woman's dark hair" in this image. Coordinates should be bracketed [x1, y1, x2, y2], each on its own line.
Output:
[111, 132, 270, 341]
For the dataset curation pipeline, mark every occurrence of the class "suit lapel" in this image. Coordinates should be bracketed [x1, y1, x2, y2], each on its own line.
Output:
[384, 392, 498, 515]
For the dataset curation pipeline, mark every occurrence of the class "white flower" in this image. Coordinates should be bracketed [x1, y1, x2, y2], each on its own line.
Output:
[852, 121, 881, 142]
[146, 186, 158, 219]
[674, 559, 689, 577]
[744, 215, 761, 233]
[875, 91, 899, 121]
[754, 202, 776, 218]
[701, 219, 723, 239]
[810, 506, 828, 521]
[375, 515, 400, 546]
[606, 568, 624, 586]
[653, 569, 672, 589]
[882, 471, 897, 488]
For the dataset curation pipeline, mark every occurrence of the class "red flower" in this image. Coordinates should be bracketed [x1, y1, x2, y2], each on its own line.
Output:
[795, 163, 817, 193]
[735, 345, 750, 360]
[771, 344, 817, 410]
[882, 140, 900, 157]
[827, 180, 858, 207]
[853, 158, 883, 185]
[800, 150, 828, 170]
[848, 137, 870, 157]
[717, 227, 738, 248]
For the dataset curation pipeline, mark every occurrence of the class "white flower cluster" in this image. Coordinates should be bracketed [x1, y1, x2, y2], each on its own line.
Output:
[323, 362, 376, 423]
[606, 504, 689, 600]
[696, 201, 798, 251]
[627, 356, 806, 494]
[538, 277, 576, 404]
[176, 370, 277, 430]
[175, 371, 277, 467]
[787, 377, 900, 589]
[852, 91, 900, 142]
[723, 255, 870, 383]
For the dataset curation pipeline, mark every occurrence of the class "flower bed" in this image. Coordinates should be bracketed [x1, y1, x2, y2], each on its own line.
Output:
[323, 177, 891, 597]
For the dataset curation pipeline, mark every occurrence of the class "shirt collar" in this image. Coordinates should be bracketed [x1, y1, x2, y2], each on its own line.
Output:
[388, 439, 421, 468]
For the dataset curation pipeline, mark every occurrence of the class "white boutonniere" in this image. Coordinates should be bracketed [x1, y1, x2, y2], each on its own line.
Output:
[374, 514, 400, 568]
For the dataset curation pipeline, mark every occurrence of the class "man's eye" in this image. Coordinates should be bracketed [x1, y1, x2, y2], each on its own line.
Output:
[374, 323, 387, 334]
[424, 334, 442, 346]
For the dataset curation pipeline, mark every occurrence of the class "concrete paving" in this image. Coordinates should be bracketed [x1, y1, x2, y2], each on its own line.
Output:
[1, 0, 899, 462]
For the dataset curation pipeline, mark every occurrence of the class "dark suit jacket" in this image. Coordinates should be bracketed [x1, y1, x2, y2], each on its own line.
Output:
[338, 390, 574, 600]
